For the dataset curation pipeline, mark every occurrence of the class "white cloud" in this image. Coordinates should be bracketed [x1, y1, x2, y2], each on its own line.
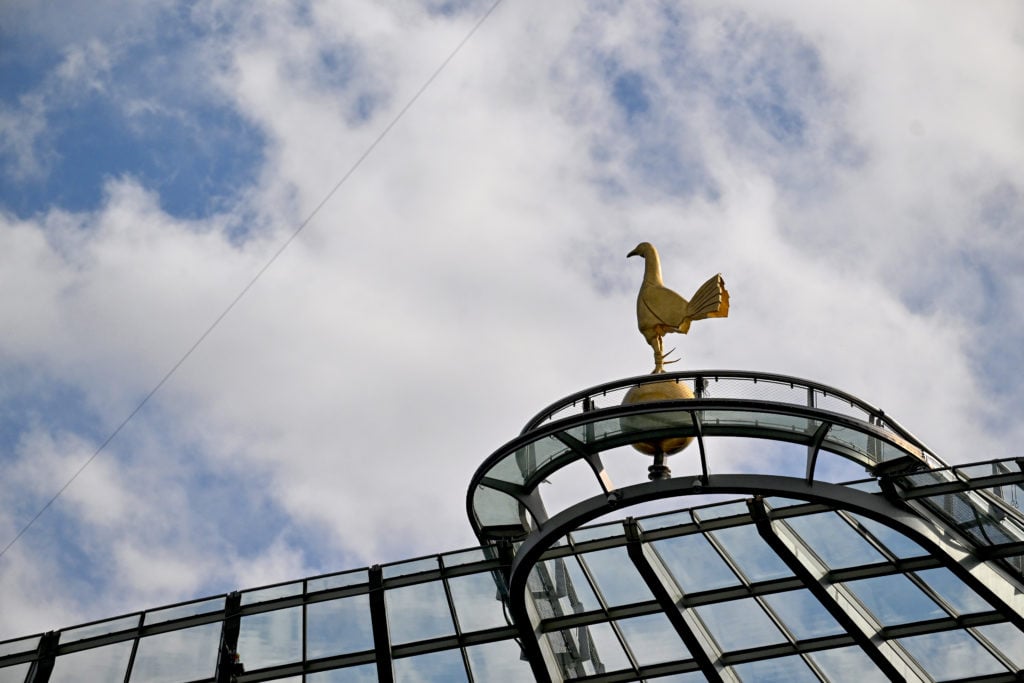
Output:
[1, 0, 1022, 641]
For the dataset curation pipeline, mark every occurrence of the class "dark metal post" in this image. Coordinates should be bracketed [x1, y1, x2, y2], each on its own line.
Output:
[368, 565, 395, 683]
[216, 592, 242, 683]
[24, 631, 58, 683]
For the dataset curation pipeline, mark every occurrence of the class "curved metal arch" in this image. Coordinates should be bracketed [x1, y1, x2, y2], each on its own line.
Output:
[520, 370, 933, 457]
[467, 398, 929, 540]
[506, 475, 1024, 683]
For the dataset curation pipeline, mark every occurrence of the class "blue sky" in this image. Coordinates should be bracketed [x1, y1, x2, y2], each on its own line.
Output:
[1, 0, 1023, 639]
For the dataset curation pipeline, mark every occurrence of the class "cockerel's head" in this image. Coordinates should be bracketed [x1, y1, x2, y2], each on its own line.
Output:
[627, 242, 654, 259]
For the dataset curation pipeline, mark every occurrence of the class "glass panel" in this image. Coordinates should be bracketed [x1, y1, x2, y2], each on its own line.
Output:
[441, 548, 488, 568]
[847, 514, 928, 559]
[615, 613, 688, 666]
[914, 568, 991, 615]
[383, 557, 437, 579]
[488, 437, 570, 485]
[61, 615, 140, 643]
[307, 664, 377, 682]
[0, 664, 30, 683]
[784, 513, 886, 569]
[307, 569, 368, 593]
[617, 409, 694, 441]
[699, 410, 819, 437]
[129, 621, 220, 682]
[898, 629, 1007, 679]
[145, 597, 224, 625]
[240, 582, 302, 606]
[236, 606, 302, 670]
[307, 595, 374, 659]
[693, 501, 748, 521]
[50, 641, 133, 682]
[466, 639, 534, 682]
[976, 622, 1024, 667]
[473, 485, 526, 530]
[385, 580, 455, 644]
[529, 556, 602, 618]
[695, 598, 786, 652]
[808, 647, 890, 683]
[730, 655, 817, 682]
[566, 415, 628, 443]
[448, 572, 507, 632]
[762, 590, 843, 640]
[575, 621, 630, 675]
[653, 534, 740, 593]
[709, 524, 791, 583]
[393, 649, 467, 682]
[843, 574, 945, 626]
[570, 522, 623, 542]
[639, 510, 693, 530]
[579, 547, 653, 606]
[0, 636, 38, 658]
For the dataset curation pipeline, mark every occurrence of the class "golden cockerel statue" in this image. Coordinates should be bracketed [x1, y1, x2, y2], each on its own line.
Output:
[627, 242, 729, 373]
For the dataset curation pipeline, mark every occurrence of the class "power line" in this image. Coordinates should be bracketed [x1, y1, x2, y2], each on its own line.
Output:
[0, 0, 506, 561]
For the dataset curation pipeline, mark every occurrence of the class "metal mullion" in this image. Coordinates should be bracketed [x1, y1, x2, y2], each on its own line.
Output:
[623, 518, 731, 683]
[367, 565, 394, 683]
[215, 592, 241, 683]
[121, 617, 143, 683]
[301, 579, 308, 676]
[748, 498, 912, 681]
[437, 557, 474, 682]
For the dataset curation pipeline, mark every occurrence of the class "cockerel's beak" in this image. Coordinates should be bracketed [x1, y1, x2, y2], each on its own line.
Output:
[627, 247, 639, 258]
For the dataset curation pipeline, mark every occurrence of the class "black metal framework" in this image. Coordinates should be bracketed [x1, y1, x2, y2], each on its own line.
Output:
[4, 371, 1024, 682]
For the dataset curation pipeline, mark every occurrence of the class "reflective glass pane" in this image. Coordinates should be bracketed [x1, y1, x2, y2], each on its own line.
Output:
[145, 597, 224, 625]
[571, 523, 623, 542]
[848, 514, 928, 559]
[241, 582, 302, 606]
[808, 647, 890, 683]
[762, 590, 843, 640]
[236, 606, 302, 670]
[307, 595, 374, 659]
[784, 513, 886, 569]
[0, 664, 30, 683]
[898, 629, 1007, 679]
[709, 524, 791, 583]
[466, 639, 533, 682]
[577, 621, 630, 675]
[385, 581, 455, 644]
[130, 621, 220, 682]
[976, 622, 1024, 667]
[844, 574, 945, 626]
[383, 557, 437, 579]
[695, 598, 786, 652]
[441, 548, 487, 568]
[50, 641, 133, 682]
[693, 502, 748, 521]
[473, 485, 525, 529]
[393, 649, 467, 682]
[731, 654, 817, 682]
[654, 534, 740, 593]
[0, 636, 38, 658]
[489, 437, 570, 484]
[913, 568, 991, 615]
[448, 572, 507, 632]
[639, 510, 693, 531]
[529, 557, 602, 618]
[307, 569, 367, 593]
[700, 410, 818, 436]
[61, 615, 139, 643]
[579, 547, 653, 606]
[308, 664, 378, 682]
[615, 613, 687, 666]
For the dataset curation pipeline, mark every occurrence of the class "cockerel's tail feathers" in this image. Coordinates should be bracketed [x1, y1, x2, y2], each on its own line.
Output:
[685, 273, 729, 324]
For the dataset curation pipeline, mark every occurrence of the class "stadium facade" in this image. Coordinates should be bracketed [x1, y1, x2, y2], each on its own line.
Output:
[3, 370, 1024, 682]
